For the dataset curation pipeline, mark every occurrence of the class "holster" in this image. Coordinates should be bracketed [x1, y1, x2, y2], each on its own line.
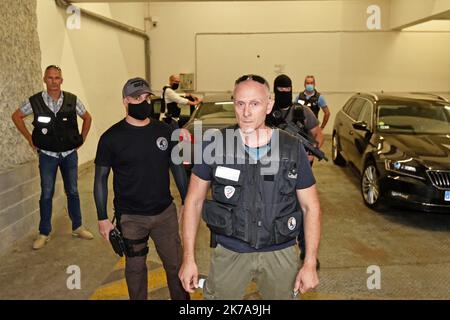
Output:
[109, 227, 127, 257]
[109, 213, 149, 258]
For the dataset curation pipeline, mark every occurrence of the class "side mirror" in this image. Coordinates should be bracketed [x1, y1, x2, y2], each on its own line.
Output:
[352, 121, 369, 131]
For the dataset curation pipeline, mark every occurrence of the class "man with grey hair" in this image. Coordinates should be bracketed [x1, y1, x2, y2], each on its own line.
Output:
[11, 65, 93, 250]
[179, 74, 321, 299]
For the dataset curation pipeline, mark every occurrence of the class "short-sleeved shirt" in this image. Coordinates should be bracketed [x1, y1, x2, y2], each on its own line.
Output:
[193, 130, 316, 253]
[95, 119, 176, 217]
[20, 91, 87, 158]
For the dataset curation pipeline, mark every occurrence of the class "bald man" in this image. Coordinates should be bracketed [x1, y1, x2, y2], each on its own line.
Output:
[162, 74, 202, 126]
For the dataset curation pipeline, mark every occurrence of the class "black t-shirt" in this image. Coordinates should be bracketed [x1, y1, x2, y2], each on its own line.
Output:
[95, 119, 175, 216]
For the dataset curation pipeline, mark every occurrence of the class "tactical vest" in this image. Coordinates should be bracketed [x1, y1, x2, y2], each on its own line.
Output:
[162, 86, 181, 117]
[202, 127, 303, 249]
[298, 90, 321, 118]
[30, 91, 83, 152]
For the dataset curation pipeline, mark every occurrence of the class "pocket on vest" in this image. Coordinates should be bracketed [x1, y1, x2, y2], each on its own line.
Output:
[212, 184, 241, 205]
[279, 160, 297, 195]
[202, 200, 233, 236]
[273, 210, 302, 244]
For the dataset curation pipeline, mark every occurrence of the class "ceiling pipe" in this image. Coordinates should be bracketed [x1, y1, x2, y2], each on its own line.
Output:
[54, 0, 151, 84]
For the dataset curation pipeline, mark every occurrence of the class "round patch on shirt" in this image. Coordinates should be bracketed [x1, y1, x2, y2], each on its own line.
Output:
[156, 137, 168, 151]
[287, 217, 297, 231]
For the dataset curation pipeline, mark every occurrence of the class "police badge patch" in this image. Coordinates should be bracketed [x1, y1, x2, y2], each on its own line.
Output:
[287, 217, 297, 231]
[224, 186, 235, 199]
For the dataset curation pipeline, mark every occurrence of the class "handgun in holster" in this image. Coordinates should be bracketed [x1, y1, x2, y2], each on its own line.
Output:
[109, 215, 127, 257]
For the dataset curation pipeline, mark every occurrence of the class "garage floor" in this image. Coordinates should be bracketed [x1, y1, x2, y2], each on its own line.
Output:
[0, 137, 449, 300]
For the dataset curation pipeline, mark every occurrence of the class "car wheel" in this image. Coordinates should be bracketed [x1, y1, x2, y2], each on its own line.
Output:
[361, 161, 384, 210]
[332, 133, 346, 166]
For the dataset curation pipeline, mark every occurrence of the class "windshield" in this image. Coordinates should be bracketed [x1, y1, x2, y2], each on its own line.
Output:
[195, 102, 235, 119]
[377, 102, 450, 134]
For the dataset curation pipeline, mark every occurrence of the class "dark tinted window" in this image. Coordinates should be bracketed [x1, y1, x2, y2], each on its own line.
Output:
[377, 101, 450, 134]
[342, 98, 355, 114]
[347, 98, 366, 119]
[195, 102, 235, 119]
[358, 101, 373, 130]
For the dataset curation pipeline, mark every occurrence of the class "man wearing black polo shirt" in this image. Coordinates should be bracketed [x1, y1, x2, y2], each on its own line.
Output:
[93, 77, 189, 300]
[179, 75, 321, 299]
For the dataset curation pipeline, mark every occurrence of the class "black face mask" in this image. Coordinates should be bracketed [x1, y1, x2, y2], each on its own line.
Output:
[128, 100, 152, 120]
[274, 91, 292, 110]
[273, 74, 293, 110]
[171, 83, 179, 90]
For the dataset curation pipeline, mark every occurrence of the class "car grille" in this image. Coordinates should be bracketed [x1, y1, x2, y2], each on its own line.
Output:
[427, 171, 450, 189]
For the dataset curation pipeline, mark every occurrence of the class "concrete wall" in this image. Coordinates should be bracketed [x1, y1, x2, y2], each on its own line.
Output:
[148, 0, 450, 134]
[0, 0, 42, 171]
[0, 0, 48, 254]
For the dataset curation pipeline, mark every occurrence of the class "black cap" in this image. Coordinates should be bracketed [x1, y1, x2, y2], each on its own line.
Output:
[122, 77, 152, 98]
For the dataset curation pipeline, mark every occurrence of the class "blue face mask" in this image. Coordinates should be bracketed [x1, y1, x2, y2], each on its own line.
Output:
[305, 84, 315, 92]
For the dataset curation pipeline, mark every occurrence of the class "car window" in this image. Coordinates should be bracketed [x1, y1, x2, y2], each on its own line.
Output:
[178, 103, 192, 117]
[347, 98, 365, 120]
[342, 98, 355, 114]
[358, 101, 373, 130]
[195, 102, 235, 119]
[377, 102, 450, 134]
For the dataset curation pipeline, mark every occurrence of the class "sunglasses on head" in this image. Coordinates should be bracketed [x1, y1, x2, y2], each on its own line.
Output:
[235, 74, 268, 86]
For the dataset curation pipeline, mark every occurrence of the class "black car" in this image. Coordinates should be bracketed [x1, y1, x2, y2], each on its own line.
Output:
[332, 92, 450, 213]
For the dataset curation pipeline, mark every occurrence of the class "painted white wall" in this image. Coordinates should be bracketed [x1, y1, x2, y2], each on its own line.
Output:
[36, 0, 147, 165]
[148, 0, 391, 91]
[148, 1, 450, 134]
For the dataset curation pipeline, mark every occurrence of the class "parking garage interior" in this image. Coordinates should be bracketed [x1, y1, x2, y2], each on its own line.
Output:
[0, 0, 449, 301]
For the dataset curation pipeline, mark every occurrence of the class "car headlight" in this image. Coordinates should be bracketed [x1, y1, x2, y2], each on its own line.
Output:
[384, 159, 425, 180]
